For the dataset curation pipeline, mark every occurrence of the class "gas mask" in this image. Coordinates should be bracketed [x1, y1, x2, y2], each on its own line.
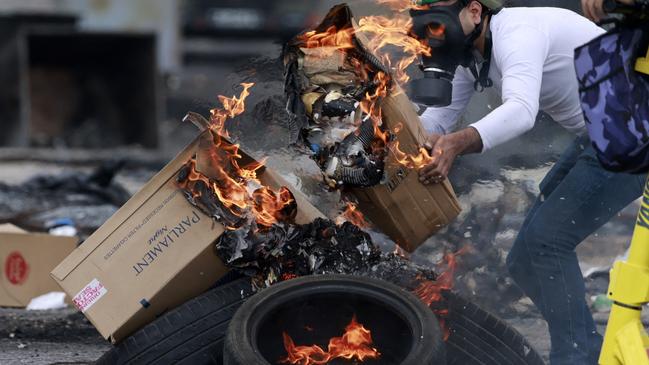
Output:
[409, 1, 488, 106]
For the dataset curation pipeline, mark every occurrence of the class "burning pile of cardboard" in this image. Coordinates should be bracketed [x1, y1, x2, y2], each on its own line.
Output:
[284, 5, 392, 189]
[174, 89, 435, 292]
[284, 4, 461, 251]
[49, 3, 463, 344]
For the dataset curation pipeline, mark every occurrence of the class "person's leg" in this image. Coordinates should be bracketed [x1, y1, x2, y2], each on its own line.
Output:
[507, 136, 588, 316]
[512, 145, 646, 365]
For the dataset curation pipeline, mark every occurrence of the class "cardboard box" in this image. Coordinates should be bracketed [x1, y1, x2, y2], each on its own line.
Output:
[351, 85, 462, 252]
[51, 130, 324, 343]
[0, 224, 77, 307]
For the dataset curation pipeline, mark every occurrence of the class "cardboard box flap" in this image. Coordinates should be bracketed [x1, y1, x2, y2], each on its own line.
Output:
[0, 224, 27, 234]
[50, 245, 91, 281]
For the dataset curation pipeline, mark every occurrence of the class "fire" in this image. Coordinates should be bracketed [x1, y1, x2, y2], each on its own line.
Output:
[210, 82, 254, 137]
[336, 202, 370, 228]
[376, 0, 435, 12]
[356, 16, 431, 84]
[177, 83, 296, 230]
[414, 246, 471, 306]
[281, 315, 381, 365]
[299, 26, 355, 57]
[252, 186, 297, 228]
[412, 246, 471, 340]
[296, 5, 437, 180]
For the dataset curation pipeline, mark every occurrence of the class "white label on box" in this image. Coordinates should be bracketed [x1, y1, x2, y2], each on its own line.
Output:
[72, 278, 107, 313]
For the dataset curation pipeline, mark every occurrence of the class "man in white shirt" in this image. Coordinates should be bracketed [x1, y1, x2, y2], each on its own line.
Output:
[415, 1, 647, 364]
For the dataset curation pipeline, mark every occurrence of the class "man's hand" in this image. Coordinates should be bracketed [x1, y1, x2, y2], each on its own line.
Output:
[418, 127, 483, 185]
[582, 0, 635, 21]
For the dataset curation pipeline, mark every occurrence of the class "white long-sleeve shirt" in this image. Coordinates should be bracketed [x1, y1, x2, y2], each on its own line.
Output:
[420, 7, 605, 151]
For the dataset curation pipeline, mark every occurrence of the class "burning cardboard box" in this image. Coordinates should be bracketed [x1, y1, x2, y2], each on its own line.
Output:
[0, 224, 77, 308]
[284, 4, 461, 251]
[51, 86, 324, 343]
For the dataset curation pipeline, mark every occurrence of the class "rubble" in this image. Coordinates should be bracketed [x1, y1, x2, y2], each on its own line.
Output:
[215, 217, 438, 290]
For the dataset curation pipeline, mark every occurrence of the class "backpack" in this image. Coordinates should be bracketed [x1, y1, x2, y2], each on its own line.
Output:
[574, 25, 649, 174]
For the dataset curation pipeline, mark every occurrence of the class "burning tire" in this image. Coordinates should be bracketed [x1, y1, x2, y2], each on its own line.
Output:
[95, 275, 254, 365]
[223, 274, 445, 365]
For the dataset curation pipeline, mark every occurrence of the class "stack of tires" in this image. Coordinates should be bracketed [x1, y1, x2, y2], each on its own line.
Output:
[97, 275, 544, 365]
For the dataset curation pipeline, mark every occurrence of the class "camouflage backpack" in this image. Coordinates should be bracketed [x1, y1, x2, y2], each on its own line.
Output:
[574, 25, 649, 174]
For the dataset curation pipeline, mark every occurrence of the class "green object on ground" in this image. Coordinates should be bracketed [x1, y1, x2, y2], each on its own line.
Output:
[592, 294, 614, 312]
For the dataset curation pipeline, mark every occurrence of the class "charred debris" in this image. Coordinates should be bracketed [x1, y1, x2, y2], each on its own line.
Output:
[175, 127, 437, 292]
[283, 4, 393, 189]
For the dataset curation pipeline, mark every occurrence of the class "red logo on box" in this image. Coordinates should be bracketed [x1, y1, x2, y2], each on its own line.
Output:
[5, 252, 28, 285]
[72, 279, 108, 313]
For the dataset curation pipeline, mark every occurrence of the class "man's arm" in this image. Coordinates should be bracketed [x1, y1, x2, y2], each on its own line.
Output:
[419, 24, 550, 184]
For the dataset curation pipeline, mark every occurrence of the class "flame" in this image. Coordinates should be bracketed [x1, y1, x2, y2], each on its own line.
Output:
[412, 246, 471, 340]
[281, 315, 381, 365]
[252, 186, 296, 228]
[336, 202, 370, 228]
[178, 83, 296, 230]
[210, 82, 254, 138]
[414, 246, 471, 306]
[376, 0, 434, 12]
[356, 16, 431, 84]
[297, 6, 437, 176]
[390, 124, 445, 170]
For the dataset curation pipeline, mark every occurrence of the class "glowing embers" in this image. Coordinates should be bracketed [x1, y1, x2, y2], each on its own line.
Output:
[281, 315, 380, 365]
[336, 202, 370, 229]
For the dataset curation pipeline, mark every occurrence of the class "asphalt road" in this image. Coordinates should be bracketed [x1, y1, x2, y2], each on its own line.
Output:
[0, 308, 108, 365]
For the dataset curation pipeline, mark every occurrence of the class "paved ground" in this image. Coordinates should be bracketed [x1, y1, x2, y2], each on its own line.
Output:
[0, 308, 108, 365]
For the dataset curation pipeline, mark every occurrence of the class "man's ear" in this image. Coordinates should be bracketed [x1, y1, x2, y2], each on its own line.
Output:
[468, 0, 483, 24]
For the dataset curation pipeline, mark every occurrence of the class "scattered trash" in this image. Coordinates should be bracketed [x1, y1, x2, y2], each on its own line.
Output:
[47, 218, 78, 237]
[26, 292, 67, 311]
[283, 5, 394, 189]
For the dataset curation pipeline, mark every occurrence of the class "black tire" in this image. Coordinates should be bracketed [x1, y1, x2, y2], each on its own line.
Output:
[444, 291, 546, 365]
[96, 275, 545, 365]
[95, 277, 254, 365]
[223, 274, 446, 365]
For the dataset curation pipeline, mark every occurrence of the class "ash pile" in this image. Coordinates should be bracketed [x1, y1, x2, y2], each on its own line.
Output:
[283, 4, 392, 189]
[216, 217, 438, 290]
